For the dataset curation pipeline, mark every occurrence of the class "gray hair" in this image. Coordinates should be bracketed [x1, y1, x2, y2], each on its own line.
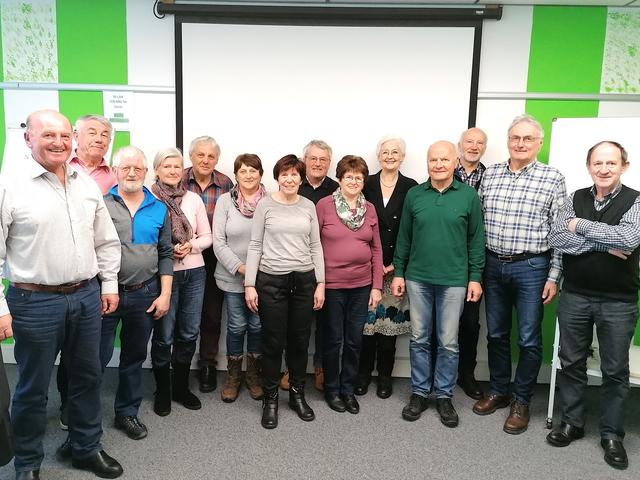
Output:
[74, 114, 113, 133]
[376, 135, 406, 157]
[303, 139, 332, 159]
[153, 147, 183, 171]
[112, 145, 147, 168]
[508, 114, 544, 139]
[188, 136, 220, 157]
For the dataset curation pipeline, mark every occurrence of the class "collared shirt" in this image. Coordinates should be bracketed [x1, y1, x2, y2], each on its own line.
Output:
[478, 160, 566, 282]
[182, 167, 233, 224]
[548, 183, 640, 256]
[394, 178, 485, 287]
[454, 161, 486, 190]
[298, 176, 339, 205]
[0, 157, 121, 315]
[68, 151, 117, 194]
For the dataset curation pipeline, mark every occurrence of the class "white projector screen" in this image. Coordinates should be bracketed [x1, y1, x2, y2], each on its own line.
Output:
[181, 23, 476, 189]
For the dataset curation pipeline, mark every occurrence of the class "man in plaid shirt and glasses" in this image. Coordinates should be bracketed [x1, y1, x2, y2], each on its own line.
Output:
[472, 114, 566, 435]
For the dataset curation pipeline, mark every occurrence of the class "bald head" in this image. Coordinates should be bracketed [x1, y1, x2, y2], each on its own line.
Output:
[24, 110, 73, 176]
[428, 140, 457, 190]
[458, 127, 487, 168]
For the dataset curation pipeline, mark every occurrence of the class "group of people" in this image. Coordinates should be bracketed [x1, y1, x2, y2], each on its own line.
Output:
[0, 109, 637, 480]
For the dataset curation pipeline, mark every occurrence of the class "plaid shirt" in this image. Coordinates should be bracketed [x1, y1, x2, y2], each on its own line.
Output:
[548, 183, 640, 256]
[478, 160, 567, 282]
[182, 167, 233, 224]
[454, 161, 486, 190]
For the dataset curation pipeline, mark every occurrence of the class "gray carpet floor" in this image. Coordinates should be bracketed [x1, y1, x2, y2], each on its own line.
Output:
[1, 365, 639, 480]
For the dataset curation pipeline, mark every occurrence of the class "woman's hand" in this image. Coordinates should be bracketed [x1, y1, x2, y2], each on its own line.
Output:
[237, 264, 246, 276]
[382, 264, 395, 276]
[313, 283, 325, 311]
[369, 288, 382, 309]
[245, 286, 259, 313]
[173, 242, 192, 260]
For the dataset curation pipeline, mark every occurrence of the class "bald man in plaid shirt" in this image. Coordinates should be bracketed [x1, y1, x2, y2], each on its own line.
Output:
[472, 114, 566, 436]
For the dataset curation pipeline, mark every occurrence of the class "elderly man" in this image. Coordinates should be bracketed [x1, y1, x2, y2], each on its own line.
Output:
[454, 127, 488, 400]
[0, 110, 122, 479]
[295, 139, 339, 392]
[58, 114, 117, 430]
[473, 114, 566, 435]
[547, 141, 640, 470]
[392, 140, 484, 428]
[69, 114, 116, 194]
[182, 136, 233, 393]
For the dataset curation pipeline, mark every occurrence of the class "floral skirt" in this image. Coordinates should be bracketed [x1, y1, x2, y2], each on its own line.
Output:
[363, 274, 411, 336]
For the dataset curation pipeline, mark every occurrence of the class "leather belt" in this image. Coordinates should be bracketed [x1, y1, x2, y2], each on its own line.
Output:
[12, 279, 90, 294]
[120, 277, 156, 292]
[486, 250, 550, 263]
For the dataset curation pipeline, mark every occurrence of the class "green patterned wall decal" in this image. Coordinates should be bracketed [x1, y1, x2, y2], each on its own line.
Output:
[56, 0, 127, 84]
[0, 4, 5, 169]
[601, 10, 640, 93]
[1, 0, 58, 82]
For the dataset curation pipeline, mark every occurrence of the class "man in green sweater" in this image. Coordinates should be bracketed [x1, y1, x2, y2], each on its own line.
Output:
[391, 140, 485, 428]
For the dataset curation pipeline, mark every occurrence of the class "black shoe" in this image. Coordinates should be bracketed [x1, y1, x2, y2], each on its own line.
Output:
[153, 366, 171, 416]
[198, 366, 217, 393]
[325, 393, 346, 413]
[114, 415, 148, 440]
[16, 469, 40, 480]
[72, 450, 124, 479]
[354, 374, 371, 396]
[56, 437, 72, 461]
[402, 393, 429, 421]
[289, 385, 315, 421]
[601, 439, 628, 470]
[59, 404, 69, 431]
[457, 373, 483, 400]
[377, 376, 393, 399]
[341, 394, 360, 414]
[172, 363, 202, 410]
[546, 422, 584, 447]
[261, 389, 278, 429]
[436, 398, 459, 428]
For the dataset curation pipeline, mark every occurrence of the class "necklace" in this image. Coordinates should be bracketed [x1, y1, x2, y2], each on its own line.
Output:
[380, 175, 398, 188]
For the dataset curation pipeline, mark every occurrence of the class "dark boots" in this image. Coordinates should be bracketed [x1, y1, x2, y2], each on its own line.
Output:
[153, 366, 171, 416]
[289, 384, 315, 422]
[245, 354, 264, 400]
[261, 388, 278, 429]
[172, 363, 201, 410]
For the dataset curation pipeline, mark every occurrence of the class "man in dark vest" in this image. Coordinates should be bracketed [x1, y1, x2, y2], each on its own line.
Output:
[547, 140, 640, 471]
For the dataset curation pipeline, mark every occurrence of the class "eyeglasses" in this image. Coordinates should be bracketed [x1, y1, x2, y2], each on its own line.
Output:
[380, 150, 401, 157]
[118, 166, 145, 175]
[306, 156, 329, 164]
[508, 135, 540, 145]
[343, 175, 364, 184]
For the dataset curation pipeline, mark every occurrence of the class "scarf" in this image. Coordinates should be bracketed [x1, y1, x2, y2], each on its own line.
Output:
[152, 180, 193, 245]
[230, 183, 267, 218]
[333, 188, 367, 231]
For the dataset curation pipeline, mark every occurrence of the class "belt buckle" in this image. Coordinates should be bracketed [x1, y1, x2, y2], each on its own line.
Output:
[497, 254, 513, 262]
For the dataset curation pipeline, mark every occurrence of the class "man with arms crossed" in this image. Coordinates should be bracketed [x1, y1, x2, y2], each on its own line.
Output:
[0, 110, 122, 479]
[547, 141, 640, 470]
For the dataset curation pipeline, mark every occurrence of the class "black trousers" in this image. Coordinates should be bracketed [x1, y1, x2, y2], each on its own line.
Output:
[359, 333, 397, 377]
[457, 298, 481, 375]
[257, 270, 316, 391]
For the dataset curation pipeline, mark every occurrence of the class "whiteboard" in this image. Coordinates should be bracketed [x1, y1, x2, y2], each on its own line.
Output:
[548, 117, 640, 194]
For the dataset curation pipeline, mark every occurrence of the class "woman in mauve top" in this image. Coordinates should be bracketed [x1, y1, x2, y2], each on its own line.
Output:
[244, 154, 325, 430]
[150, 147, 212, 416]
[316, 155, 383, 415]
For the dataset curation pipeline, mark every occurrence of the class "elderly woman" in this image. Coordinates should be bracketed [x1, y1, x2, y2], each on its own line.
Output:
[150, 147, 212, 416]
[245, 154, 325, 429]
[317, 155, 383, 414]
[212, 154, 267, 403]
[356, 136, 418, 399]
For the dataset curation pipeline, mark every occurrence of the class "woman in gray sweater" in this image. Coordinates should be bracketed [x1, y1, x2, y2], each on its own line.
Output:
[212, 154, 267, 403]
[245, 154, 325, 429]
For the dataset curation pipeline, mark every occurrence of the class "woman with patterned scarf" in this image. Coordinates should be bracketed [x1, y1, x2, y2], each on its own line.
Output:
[316, 155, 383, 415]
[150, 147, 212, 416]
[212, 154, 267, 403]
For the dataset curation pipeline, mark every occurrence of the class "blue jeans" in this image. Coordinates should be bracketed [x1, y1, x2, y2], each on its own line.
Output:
[484, 253, 549, 404]
[101, 278, 159, 417]
[322, 286, 370, 395]
[557, 291, 638, 440]
[152, 267, 206, 367]
[225, 291, 262, 357]
[9, 279, 103, 472]
[406, 280, 466, 398]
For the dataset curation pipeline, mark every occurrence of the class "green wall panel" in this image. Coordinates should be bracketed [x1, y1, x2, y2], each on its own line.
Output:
[58, 90, 103, 126]
[56, 0, 127, 84]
